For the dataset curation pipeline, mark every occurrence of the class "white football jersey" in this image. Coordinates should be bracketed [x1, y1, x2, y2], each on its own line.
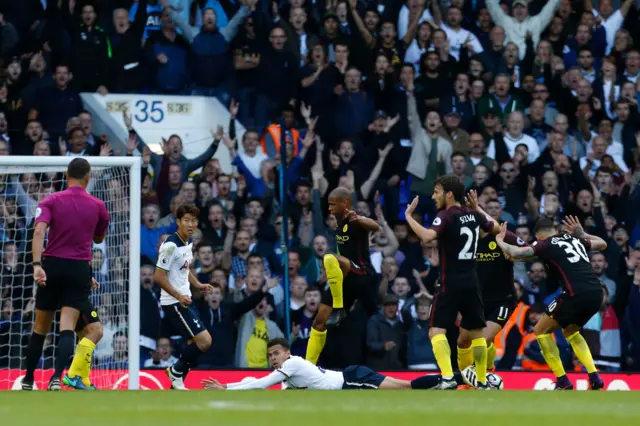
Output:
[156, 233, 193, 306]
[276, 356, 344, 390]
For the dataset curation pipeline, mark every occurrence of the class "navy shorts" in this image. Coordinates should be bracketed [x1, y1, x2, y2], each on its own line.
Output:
[162, 303, 206, 339]
[341, 365, 385, 390]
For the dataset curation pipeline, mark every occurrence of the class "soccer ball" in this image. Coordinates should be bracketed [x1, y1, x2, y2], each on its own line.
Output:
[486, 372, 504, 390]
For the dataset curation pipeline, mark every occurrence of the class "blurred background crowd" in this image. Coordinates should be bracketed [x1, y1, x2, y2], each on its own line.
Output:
[1, 0, 640, 374]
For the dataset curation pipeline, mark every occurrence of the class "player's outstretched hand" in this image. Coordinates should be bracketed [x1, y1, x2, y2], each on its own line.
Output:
[405, 196, 419, 216]
[34, 265, 46, 286]
[496, 222, 508, 243]
[562, 215, 583, 235]
[202, 378, 225, 390]
[465, 190, 478, 210]
[178, 294, 192, 307]
[91, 278, 100, 290]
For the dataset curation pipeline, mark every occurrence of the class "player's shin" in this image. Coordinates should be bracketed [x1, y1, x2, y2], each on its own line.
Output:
[323, 255, 344, 309]
[471, 338, 488, 384]
[305, 328, 327, 365]
[24, 332, 46, 382]
[431, 334, 454, 378]
[566, 332, 597, 374]
[457, 346, 473, 371]
[172, 342, 202, 376]
[536, 334, 566, 377]
[486, 342, 497, 371]
[67, 338, 97, 387]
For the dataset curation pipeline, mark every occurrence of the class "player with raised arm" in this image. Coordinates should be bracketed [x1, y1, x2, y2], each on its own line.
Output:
[155, 204, 214, 390]
[457, 190, 529, 384]
[404, 175, 498, 390]
[23, 157, 109, 391]
[495, 216, 607, 390]
[203, 338, 505, 390]
[305, 187, 380, 365]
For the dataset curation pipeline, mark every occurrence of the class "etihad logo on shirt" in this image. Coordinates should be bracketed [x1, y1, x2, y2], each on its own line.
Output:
[336, 235, 350, 244]
[476, 252, 501, 261]
[489, 241, 497, 250]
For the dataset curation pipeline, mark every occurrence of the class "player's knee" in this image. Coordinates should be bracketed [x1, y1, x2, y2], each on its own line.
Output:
[198, 332, 213, 351]
[562, 325, 580, 338]
[85, 322, 103, 343]
[312, 320, 326, 332]
[428, 328, 443, 340]
[457, 333, 471, 348]
[323, 254, 338, 270]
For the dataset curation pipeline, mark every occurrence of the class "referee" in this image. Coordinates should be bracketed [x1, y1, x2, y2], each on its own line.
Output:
[22, 158, 110, 391]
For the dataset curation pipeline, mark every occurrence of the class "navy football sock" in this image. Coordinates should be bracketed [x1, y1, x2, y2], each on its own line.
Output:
[53, 330, 75, 380]
[411, 372, 462, 389]
[172, 343, 201, 376]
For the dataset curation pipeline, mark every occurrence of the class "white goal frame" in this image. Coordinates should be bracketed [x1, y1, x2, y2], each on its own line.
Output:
[0, 156, 142, 390]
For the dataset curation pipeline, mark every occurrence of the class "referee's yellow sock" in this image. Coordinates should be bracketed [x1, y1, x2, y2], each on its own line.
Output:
[457, 346, 474, 371]
[324, 255, 344, 309]
[537, 334, 566, 377]
[68, 338, 96, 387]
[471, 338, 488, 384]
[431, 334, 454, 378]
[305, 328, 327, 365]
[567, 332, 597, 374]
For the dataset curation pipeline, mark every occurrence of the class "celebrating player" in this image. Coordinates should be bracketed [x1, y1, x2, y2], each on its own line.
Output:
[23, 158, 109, 391]
[457, 190, 529, 379]
[202, 338, 505, 390]
[495, 217, 607, 390]
[155, 204, 214, 390]
[305, 187, 380, 365]
[404, 175, 498, 390]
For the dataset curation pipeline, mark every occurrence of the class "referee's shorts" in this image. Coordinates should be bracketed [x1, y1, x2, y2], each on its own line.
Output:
[36, 257, 101, 329]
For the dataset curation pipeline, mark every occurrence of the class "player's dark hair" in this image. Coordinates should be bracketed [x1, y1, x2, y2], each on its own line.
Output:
[435, 174, 465, 203]
[67, 157, 91, 180]
[534, 217, 556, 234]
[267, 338, 290, 350]
[176, 204, 200, 219]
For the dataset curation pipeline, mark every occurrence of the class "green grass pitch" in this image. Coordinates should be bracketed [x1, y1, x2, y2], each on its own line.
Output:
[1, 391, 639, 426]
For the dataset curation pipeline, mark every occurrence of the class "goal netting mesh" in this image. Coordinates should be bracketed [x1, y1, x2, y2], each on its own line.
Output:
[0, 164, 133, 390]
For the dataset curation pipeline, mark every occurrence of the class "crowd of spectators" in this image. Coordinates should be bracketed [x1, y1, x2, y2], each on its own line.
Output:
[1, 0, 640, 374]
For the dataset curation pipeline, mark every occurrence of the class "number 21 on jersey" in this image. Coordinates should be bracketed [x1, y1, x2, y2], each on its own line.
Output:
[459, 226, 480, 260]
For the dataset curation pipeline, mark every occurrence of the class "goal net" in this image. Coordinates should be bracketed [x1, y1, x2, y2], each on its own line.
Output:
[0, 156, 141, 390]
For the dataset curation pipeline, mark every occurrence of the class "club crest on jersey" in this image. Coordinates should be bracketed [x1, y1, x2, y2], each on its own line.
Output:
[432, 217, 441, 226]
[35, 207, 42, 218]
[489, 241, 497, 250]
[343, 224, 348, 232]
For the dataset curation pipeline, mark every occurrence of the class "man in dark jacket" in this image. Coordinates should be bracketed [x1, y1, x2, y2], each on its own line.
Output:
[254, 25, 299, 132]
[196, 281, 270, 368]
[109, 0, 148, 93]
[365, 295, 406, 370]
[166, 0, 253, 103]
[58, 2, 111, 93]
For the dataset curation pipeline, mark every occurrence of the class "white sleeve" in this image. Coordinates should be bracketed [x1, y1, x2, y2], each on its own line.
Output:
[530, 0, 562, 32]
[485, 0, 508, 27]
[607, 10, 625, 35]
[612, 155, 629, 172]
[527, 140, 541, 163]
[469, 32, 484, 55]
[397, 6, 409, 40]
[226, 371, 286, 390]
[156, 242, 177, 271]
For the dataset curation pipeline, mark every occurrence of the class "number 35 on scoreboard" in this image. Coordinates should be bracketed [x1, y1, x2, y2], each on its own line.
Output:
[134, 100, 164, 123]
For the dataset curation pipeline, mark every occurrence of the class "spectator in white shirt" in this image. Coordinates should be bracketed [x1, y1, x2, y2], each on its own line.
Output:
[397, 0, 434, 41]
[486, 0, 562, 60]
[579, 136, 619, 179]
[586, 0, 634, 55]
[143, 337, 179, 368]
[583, 117, 628, 174]
[487, 111, 540, 162]
[434, 4, 484, 60]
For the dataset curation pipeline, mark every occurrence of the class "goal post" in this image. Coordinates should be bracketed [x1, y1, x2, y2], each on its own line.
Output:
[0, 155, 141, 390]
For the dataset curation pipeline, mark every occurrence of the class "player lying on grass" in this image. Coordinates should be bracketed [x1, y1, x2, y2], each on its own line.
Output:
[201, 338, 504, 390]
